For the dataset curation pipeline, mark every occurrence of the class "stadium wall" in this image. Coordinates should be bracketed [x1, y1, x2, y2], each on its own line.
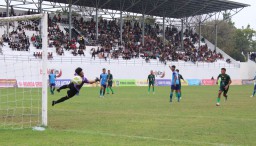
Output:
[0, 60, 255, 87]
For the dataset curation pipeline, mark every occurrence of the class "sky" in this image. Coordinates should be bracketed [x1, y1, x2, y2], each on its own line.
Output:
[231, 0, 256, 30]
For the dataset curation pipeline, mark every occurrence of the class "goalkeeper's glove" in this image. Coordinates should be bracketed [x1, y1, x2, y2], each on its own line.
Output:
[95, 77, 100, 82]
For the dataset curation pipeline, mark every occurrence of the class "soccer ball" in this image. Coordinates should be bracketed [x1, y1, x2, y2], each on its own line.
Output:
[71, 76, 83, 85]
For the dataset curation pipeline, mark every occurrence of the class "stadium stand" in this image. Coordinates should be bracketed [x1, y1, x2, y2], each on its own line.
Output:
[0, 11, 233, 65]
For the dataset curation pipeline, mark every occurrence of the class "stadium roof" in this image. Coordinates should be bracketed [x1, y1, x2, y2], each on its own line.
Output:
[45, 0, 249, 18]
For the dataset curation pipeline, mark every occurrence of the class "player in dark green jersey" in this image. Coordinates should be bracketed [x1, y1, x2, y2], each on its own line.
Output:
[106, 70, 114, 94]
[147, 70, 155, 94]
[176, 69, 186, 98]
[216, 68, 232, 106]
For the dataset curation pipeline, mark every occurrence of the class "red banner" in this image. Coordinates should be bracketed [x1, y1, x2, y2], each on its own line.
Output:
[231, 80, 242, 85]
[0, 79, 17, 87]
[201, 79, 217, 86]
[17, 81, 42, 88]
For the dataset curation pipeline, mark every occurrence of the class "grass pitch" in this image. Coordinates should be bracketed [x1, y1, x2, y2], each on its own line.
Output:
[0, 85, 256, 146]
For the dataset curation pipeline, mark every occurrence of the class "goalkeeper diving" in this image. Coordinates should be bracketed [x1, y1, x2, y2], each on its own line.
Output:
[52, 67, 100, 106]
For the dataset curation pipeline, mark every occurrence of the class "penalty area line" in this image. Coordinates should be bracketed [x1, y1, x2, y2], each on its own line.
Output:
[51, 109, 256, 121]
[63, 129, 237, 146]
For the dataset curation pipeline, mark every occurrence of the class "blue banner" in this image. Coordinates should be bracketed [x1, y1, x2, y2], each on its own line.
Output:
[155, 79, 171, 86]
[187, 79, 201, 86]
[55, 79, 71, 87]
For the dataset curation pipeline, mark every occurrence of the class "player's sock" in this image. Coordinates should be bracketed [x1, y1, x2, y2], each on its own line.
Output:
[217, 97, 221, 103]
[53, 87, 55, 92]
[110, 88, 114, 94]
[253, 90, 256, 96]
[54, 96, 69, 105]
[52, 101, 55, 106]
[106, 87, 109, 94]
[177, 93, 181, 102]
[51, 88, 53, 94]
[100, 89, 102, 96]
[170, 92, 173, 102]
[103, 88, 106, 96]
[153, 87, 155, 92]
[148, 87, 150, 93]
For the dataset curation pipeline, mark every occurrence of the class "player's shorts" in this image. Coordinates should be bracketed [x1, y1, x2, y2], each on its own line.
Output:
[219, 85, 229, 95]
[108, 81, 113, 87]
[101, 84, 107, 88]
[67, 83, 78, 98]
[148, 82, 154, 86]
[171, 85, 180, 90]
[177, 84, 181, 89]
[50, 83, 55, 86]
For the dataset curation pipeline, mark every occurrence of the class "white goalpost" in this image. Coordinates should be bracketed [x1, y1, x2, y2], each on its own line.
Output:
[0, 13, 48, 129]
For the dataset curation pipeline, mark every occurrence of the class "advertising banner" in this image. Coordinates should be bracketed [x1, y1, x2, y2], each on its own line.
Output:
[181, 80, 189, 86]
[187, 79, 201, 86]
[231, 80, 242, 85]
[242, 80, 254, 85]
[55, 79, 71, 87]
[201, 79, 217, 86]
[0, 79, 17, 87]
[136, 80, 148, 86]
[155, 79, 171, 86]
[115, 79, 136, 87]
[17, 81, 42, 88]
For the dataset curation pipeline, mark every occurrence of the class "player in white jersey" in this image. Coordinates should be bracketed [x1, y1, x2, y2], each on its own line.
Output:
[250, 74, 256, 97]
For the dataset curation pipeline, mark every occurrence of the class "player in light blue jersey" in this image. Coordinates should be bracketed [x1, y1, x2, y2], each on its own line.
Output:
[250, 74, 256, 97]
[100, 68, 108, 97]
[169, 65, 181, 102]
[49, 70, 56, 95]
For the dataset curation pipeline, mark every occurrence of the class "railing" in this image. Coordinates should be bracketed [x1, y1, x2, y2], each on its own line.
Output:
[0, 55, 241, 68]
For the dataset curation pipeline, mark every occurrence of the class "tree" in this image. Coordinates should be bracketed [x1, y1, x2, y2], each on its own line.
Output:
[199, 15, 256, 62]
[223, 11, 235, 26]
[233, 25, 256, 56]
[200, 20, 236, 55]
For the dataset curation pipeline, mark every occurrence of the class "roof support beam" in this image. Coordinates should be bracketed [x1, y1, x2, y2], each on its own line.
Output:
[147, 0, 168, 15]
[68, 0, 72, 41]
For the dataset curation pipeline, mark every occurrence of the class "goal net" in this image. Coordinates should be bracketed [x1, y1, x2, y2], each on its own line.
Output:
[0, 14, 48, 129]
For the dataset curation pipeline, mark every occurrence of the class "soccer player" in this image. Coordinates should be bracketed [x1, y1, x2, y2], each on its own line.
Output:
[216, 68, 232, 106]
[169, 65, 181, 102]
[106, 70, 114, 94]
[249, 74, 256, 97]
[49, 70, 56, 95]
[147, 70, 155, 94]
[176, 69, 186, 98]
[100, 68, 108, 97]
[52, 67, 99, 106]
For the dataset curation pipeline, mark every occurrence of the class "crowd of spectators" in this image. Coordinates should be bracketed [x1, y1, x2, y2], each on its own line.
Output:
[1, 11, 228, 64]
[2, 25, 30, 51]
[72, 16, 224, 63]
[33, 52, 53, 59]
[47, 16, 86, 57]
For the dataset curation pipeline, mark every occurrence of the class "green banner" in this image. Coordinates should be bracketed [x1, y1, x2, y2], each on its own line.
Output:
[114, 79, 136, 87]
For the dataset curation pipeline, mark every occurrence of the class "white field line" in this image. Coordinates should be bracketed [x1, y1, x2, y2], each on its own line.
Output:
[50, 109, 256, 121]
[63, 129, 237, 146]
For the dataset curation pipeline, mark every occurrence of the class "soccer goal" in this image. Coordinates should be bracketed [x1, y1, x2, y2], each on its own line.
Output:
[0, 13, 48, 129]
